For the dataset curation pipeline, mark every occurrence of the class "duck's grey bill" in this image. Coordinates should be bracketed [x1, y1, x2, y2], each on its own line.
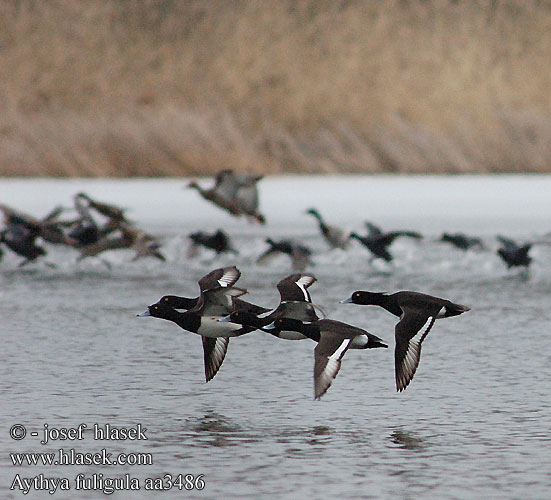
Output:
[264, 321, 276, 330]
[339, 297, 353, 304]
[218, 315, 232, 322]
[137, 310, 151, 317]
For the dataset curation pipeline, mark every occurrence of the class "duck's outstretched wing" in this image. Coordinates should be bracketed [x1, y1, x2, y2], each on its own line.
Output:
[497, 235, 518, 249]
[198, 266, 241, 292]
[277, 273, 316, 302]
[202, 336, 229, 382]
[394, 311, 436, 392]
[313, 333, 352, 400]
[364, 221, 383, 237]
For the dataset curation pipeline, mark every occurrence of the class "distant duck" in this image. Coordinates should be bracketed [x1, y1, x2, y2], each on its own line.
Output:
[188, 229, 237, 257]
[73, 223, 165, 264]
[349, 221, 422, 262]
[496, 236, 532, 268]
[257, 238, 312, 271]
[187, 169, 265, 224]
[68, 193, 154, 262]
[74, 192, 128, 224]
[265, 318, 388, 399]
[138, 266, 257, 382]
[223, 170, 265, 224]
[0, 203, 69, 245]
[38, 205, 80, 245]
[124, 225, 166, 262]
[439, 232, 484, 251]
[340, 290, 470, 392]
[219, 273, 321, 340]
[305, 208, 349, 249]
[67, 193, 119, 247]
[67, 219, 101, 247]
[0, 214, 47, 266]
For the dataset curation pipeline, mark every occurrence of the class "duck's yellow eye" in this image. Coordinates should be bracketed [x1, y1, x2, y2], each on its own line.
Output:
[164, 297, 169, 302]
[355, 292, 360, 297]
[154, 306, 158, 310]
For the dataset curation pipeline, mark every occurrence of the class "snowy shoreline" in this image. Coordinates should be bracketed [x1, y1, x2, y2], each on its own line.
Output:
[1, 175, 550, 235]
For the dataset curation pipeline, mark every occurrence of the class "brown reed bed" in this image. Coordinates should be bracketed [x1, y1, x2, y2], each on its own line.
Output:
[1, 0, 551, 177]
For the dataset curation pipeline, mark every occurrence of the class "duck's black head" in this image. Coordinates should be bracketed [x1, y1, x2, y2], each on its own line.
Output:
[268, 317, 306, 333]
[220, 310, 261, 327]
[137, 302, 175, 319]
[157, 295, 198, 310]
[340, 291, 387, 306]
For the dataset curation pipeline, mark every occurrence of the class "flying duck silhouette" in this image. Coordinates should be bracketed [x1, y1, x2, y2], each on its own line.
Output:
[74, 223, 165, 264]
[496, 236, 532, 268]
[265, 318, 387, 399]
[0, 214, 47, 266]
[257, 238, 312, 271]
[0, 203, 70, 245]
[340, 290, 470, 392]
[305, 208, 349, 249]
[138, 266, 260, 381]
[188, 229, 238, 257]
[349, 221, 422, 262]
[187, 169, 265, 223]
[439, 232, 484, 251]
[219, 273, 322, 340]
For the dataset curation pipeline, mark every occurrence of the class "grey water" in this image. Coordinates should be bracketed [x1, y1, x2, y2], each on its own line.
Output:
[1, 176, 550, 499]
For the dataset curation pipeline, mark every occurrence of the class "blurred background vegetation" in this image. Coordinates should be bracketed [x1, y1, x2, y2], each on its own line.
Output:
[1, 0, 551, 177]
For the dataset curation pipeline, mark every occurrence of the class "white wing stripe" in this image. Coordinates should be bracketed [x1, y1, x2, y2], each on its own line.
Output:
[295, 276, 311, 301]
[411, 316, 434, 344]
[217, 268, 239, 287]
[329, 340, 349, 361]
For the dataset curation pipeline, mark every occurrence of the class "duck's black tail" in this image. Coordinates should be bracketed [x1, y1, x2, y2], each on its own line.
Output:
[444, 303, 471, 317]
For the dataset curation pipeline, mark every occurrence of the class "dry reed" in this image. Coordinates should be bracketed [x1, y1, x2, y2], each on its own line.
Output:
[1, 0, 551, 176]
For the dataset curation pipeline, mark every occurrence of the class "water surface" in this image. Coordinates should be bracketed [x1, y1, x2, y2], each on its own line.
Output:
[1, 176, 550, 499]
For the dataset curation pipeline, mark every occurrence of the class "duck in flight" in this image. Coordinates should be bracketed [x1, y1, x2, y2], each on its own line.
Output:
[0, 203, 69, 246]
[138, 266, 262, 382]
[0, 213, 47, 266]
[496, 236, 532, 268]
[72, 223, 165, 266]
[219, 273, 322, 340]
[188, 229, 238, 257]
[265, 318, 387, 399]
[187, 169, 265, 224]
[305, 208, 349, 249]
[257, 238, 312, 271]
[349, 221, 422, 262]
[439, 232, 484, 251]
[340, 290, 470, 392]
